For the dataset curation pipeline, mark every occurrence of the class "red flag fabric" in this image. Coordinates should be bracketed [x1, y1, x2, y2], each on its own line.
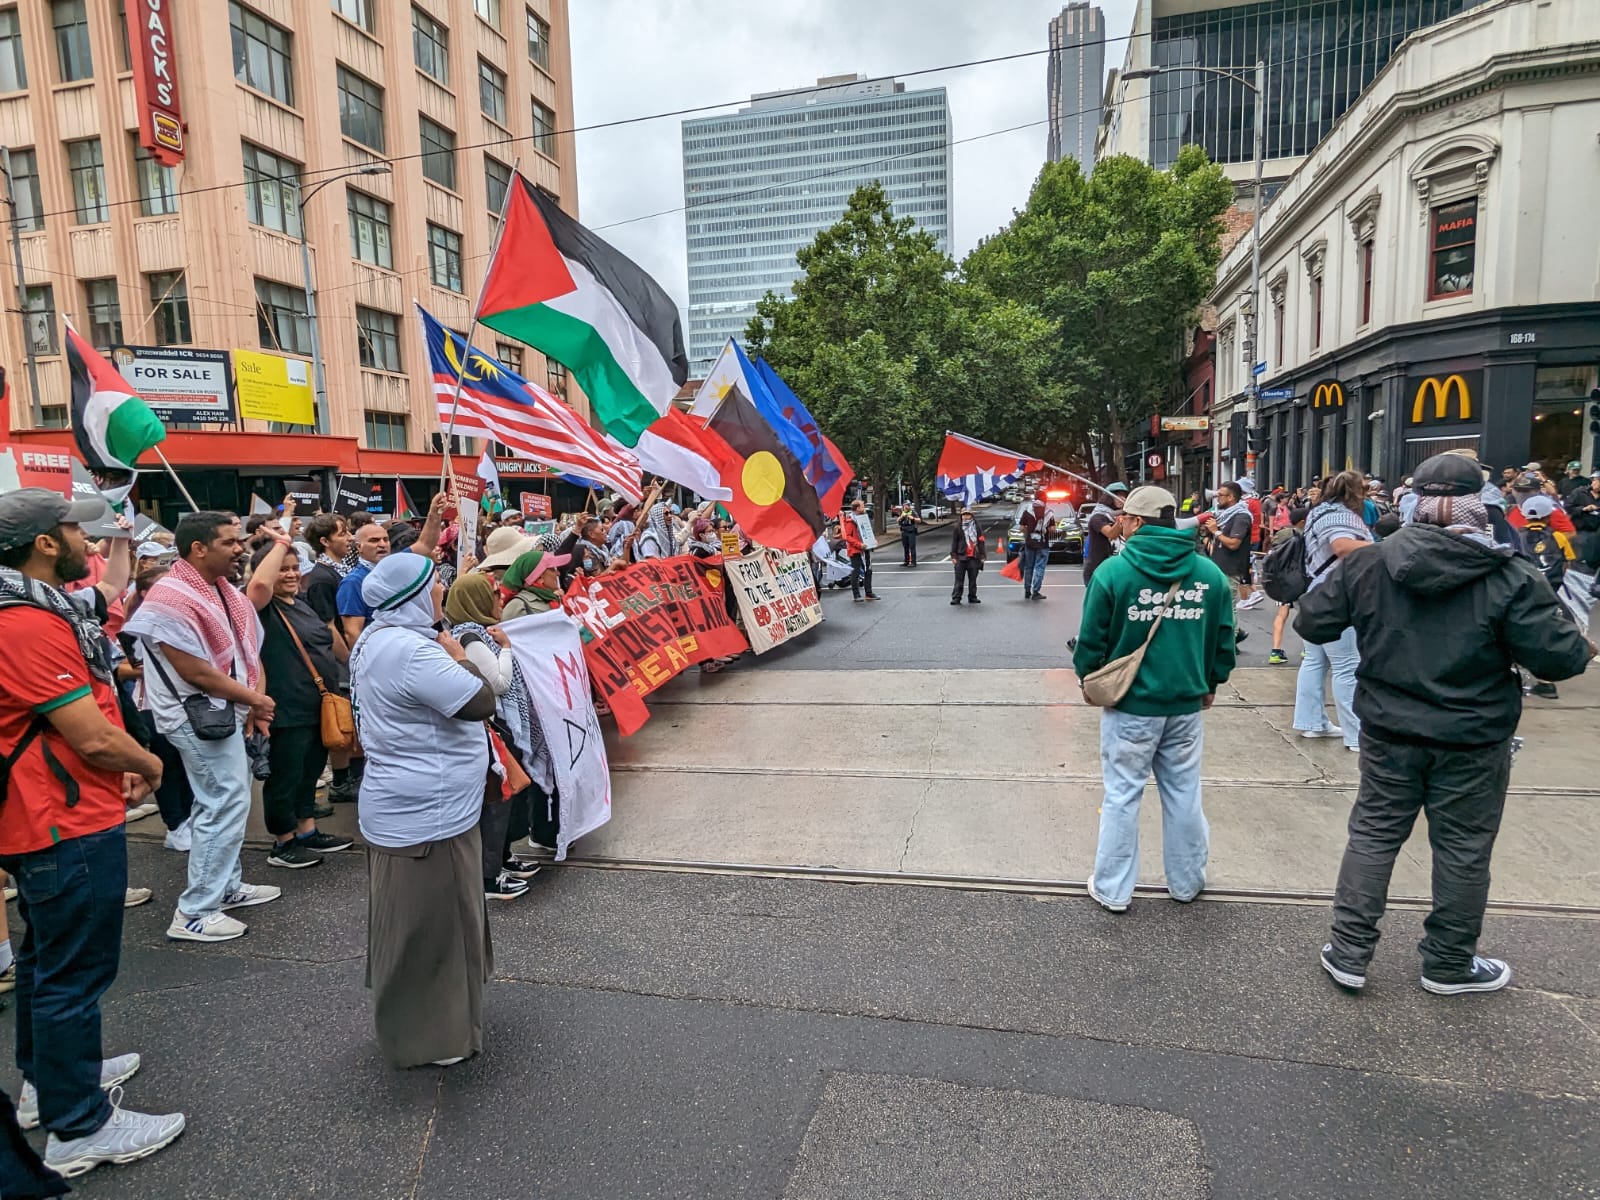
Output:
[694, 385, 826, 553]
[818, 436, 853, 518]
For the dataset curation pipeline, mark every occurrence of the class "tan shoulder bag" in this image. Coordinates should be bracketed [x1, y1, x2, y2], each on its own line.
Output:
[1080, 581, 1182, 708]
[274, 604, 356, 751]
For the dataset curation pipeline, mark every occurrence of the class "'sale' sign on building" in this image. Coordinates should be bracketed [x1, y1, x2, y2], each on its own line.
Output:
[127, 0, 184, 165]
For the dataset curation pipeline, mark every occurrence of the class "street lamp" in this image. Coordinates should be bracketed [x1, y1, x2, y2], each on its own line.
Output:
[289, 163, 391, 434]
[1122, 60, 1266, 483]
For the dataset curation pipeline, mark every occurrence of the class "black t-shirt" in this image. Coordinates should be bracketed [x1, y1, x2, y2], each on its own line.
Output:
[301, 563, 342, 625]
[1085, 511, 1117, 566]
[1209, 505, 1254, 576]
[259, 597, 340, 729]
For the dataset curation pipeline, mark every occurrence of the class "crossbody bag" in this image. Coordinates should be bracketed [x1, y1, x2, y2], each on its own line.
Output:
[272, 602, 355, 751]
[144, 582, 244, 741]
[1080, 581, 1183, 708]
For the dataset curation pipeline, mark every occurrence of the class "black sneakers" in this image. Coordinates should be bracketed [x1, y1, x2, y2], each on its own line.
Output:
[326, 778, 359, 804]
[1320, 944, 1366, 991]
[485, 873, 530, 901]
[298, 831, 354, 853]
[1421, 956, 1512, 996]
[267, 840, 322, 869]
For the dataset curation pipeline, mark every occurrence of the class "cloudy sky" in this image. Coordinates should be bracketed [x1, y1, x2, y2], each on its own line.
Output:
[567, 0, 1139, 309]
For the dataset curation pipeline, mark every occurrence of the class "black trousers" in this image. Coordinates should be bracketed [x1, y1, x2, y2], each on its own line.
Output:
[1328, 733, 1512, 980]
[951, 558, 980, 601]
[263, 724, 327, 838]
[902, 532, 917, 565]
[850, 550, 874, 599]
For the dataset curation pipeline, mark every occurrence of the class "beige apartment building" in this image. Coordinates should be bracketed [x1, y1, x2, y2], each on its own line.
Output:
[0, 0, 579, 509]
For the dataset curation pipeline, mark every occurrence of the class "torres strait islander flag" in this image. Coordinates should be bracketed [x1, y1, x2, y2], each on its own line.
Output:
[477, 175, 688, 448]
[66, 322, 166, 472]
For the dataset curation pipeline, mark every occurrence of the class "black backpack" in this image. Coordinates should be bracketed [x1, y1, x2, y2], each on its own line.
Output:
[1260, 532, 1312, 603]
[1521, 522, 1568, 587]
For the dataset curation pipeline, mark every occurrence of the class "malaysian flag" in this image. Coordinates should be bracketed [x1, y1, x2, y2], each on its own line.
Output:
[935, 432, 1043, 507]
[418, 305, 642, 502]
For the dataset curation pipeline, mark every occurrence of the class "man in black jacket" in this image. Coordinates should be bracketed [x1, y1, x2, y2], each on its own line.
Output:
[1297, 452, 1593, 997]
[950, 509, 985, 605]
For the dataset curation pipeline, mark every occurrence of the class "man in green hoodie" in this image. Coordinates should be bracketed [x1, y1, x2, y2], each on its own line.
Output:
[1073, 486, 1238, 913]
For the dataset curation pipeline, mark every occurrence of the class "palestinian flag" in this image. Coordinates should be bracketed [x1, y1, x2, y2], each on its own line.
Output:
[67, 323, 165, 472]
[478, 175, 687, 447]
[395, 478, 419, 521]
[699, 384, 825, 553]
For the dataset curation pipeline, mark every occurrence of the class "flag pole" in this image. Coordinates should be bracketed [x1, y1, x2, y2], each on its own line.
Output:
[440, 157, 523, 487]
[152, 447, 200, 512]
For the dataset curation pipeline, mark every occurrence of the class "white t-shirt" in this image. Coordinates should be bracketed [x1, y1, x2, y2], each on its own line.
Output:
[352, 627, 489, 849]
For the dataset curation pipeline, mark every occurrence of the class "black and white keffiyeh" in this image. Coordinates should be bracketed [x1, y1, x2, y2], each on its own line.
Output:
[0, 567, 112, 682]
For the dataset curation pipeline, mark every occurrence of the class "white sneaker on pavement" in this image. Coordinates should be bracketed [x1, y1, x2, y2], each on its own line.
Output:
[123, 803, 159, 823]
[162, 820, 192, 852]
[18, 1053, 141, 1130]
[43, 1087, 184, 1179]
[1299, 726, 1344, 739]
[124, 887, 153, 908]
[166, 910, 248, 942]
[220, 882, 281, 910]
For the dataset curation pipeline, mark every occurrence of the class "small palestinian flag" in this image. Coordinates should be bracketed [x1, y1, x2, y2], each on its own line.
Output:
[477, 175, 688, 447]
[67, 323, 165, 472]
[395, 478, 419, 521]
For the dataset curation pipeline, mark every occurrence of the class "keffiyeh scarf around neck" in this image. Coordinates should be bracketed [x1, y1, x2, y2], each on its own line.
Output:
[137, 559, 261, 688]
[316, 553, 351, 579]
[0, 567, 112, 682]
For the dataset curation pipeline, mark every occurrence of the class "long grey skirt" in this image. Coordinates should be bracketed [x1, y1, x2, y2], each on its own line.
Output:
[365, 826, 493, 1069]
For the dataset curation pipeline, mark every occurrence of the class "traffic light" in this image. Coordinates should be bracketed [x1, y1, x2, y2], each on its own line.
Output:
[1246, 426, 1268, 455]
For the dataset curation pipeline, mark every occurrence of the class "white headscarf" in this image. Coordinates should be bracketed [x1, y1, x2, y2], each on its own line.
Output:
[359, 551, 437, 634]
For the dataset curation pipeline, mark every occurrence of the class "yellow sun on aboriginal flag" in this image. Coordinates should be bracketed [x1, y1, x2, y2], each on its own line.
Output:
[696, 383, 825, 554]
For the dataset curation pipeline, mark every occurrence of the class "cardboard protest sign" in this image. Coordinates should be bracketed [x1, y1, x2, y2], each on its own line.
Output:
[282, 478, 322, 511]
[719, 531, 741, 559]
[726, 549, 824, 653]
[500, 608, 612, 860]
[561, 555, 748, 735]
[332, 478, 372, 515]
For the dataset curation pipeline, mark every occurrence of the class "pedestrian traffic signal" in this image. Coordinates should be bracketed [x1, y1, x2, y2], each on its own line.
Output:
[1246, 427, 1268, 455]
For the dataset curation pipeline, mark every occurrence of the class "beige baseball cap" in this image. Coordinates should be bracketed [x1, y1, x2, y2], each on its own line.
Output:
[1122, 486, 1179, 519]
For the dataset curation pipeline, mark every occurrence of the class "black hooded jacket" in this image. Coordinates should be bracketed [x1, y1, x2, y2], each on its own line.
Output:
[1295, 523, 1591, 747]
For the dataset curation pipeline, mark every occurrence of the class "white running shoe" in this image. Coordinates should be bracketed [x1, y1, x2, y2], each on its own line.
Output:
[124, 887, 153, 908]
[123, 803, 159, 823]
[162, 820, 192, 852]
[1235, 592, 1265, 610]
[220, 882, 281, 910]
[166, 911, 247, 942]
[1299, 726, 1344, 739]
[18, 1053, 141, 1130]
[43, 1087, 184, 1179]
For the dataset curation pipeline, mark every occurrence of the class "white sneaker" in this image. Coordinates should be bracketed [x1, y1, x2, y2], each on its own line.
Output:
[1236, 592, 1265, 610]
[162, 820, 192, 852]
[18, 1053, 141, 1130]
[43, 1087, 184, 1179]
[123, 802, 159, 822]
[124, 887, 153, 908]
[220, 882, 281, 910]
[1299, 726, 1344, 739]
[166, 910, 247, 942]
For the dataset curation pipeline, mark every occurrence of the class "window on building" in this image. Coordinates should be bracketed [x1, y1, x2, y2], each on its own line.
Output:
[420, 117, 457, 189]
[0, 8, 27, 91]
[67, 139, 108, 225]
[364, 410, 408, 450]
[242, 143, 302, 236]
[114, 0, 130, 71]
[24, 285, 57, 356]
[147, 271, 191, 345]
[484, 155, 511, 215]
[255, 278, 311, 355]
[1428, 197, 1476, 300]
[1359, 241, 1374, 327]
[478, 58, 507, 124]
[494, 340, 523, 376]
[1310, 275, 1323, 352]
[331, 0, 374, 33]
[347, 189, 393, 269]
[547, 359, 567, 399]
[474, 0, 501, 27]
[356, 307, 401, 371]
[337, 66, 385, 152]
[83, 279, 122, 348]
[1272, 299, 1284, 370]
[52, 0, 91, 82]
[412, 7, 448, 84]
[7, 148, 42, 230]
[427, 223, 463, 291]
[525, 9, 549, 70]
[230, 1, 294, 105]
[532, 100, 556, 158]
[132, 140, 178, 216]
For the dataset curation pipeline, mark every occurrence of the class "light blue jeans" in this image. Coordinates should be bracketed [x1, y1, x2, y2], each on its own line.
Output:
[1092, 709, 1209, 906]
[1293, 624, 1361, 749]
[1028, 550, 1049, 595]
[167, 723, 249, 919]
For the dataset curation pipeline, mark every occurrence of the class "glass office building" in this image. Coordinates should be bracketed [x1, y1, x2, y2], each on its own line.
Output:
[1147, 0, 1480, 169]
[682, 76, 951, 372]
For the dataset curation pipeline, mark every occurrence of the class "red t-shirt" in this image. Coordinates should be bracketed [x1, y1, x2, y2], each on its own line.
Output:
[0, 607, 127, 855]
[1508, 506, 1576, 534]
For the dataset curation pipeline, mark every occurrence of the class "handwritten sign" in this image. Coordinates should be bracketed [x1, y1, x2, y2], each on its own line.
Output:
[726, 550, 824, 654]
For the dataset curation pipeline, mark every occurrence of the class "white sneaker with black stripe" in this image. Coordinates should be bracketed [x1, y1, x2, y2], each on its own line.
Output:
[166, 910, 248, 942]
[18, 1053, 141, 1130]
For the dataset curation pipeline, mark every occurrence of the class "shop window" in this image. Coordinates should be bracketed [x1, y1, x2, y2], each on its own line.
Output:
[24, 285, 57, 356]
[413, 7, 448, 85]
[242, 143, 302, 236]
[1428, 198, 1476, 300]
[255, 278, 311, 355]
[365, 411, 408, 451]
[347, 189, 393, 269]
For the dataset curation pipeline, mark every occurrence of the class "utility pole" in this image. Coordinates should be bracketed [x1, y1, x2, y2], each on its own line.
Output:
[1244, 59, 1266, 483]
[0, 146, 42, 426]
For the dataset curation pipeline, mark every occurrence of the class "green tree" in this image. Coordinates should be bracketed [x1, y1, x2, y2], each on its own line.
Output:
[965, 146, 1232, 478]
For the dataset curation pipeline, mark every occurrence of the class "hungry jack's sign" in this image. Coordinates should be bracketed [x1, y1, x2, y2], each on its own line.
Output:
[127, 0, 184, 166]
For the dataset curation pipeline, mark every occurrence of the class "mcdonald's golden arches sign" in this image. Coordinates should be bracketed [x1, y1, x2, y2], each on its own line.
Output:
[1406, 370, 1481, 426]
[1310, 380, 1346, 409]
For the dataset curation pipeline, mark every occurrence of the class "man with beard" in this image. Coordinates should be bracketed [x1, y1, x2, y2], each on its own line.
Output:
[0, 489, 185, 1179]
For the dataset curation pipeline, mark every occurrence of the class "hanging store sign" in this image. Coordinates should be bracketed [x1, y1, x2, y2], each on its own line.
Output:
[1161, 416, 1210, 432]
[127, 0, 185, 166]
[111, 346, 233, 424]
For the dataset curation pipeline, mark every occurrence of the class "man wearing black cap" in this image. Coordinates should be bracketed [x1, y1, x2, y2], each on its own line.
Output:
[0, 488, 186, 1178]
[1297, 453, 1594, 997]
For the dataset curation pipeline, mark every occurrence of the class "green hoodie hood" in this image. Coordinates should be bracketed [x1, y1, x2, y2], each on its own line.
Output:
[1117, 524, 1202, 583]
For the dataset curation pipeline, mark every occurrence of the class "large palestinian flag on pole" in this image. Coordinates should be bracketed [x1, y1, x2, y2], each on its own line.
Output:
[477, 175, 688, 448]
[66, 322, 166, 472]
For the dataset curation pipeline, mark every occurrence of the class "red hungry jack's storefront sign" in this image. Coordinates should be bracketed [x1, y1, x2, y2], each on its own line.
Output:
[127, 0, 184, 166]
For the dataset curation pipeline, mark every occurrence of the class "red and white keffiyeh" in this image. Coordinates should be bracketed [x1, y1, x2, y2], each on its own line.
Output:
[136, 559, 261, 688]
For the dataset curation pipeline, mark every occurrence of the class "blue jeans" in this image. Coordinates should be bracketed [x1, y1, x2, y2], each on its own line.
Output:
[168, 723, 249, 918]
[1028, 550, 1048, 595]
[1294, 624, 1360, 749]
[0, 826, 126, 1138]
[1092, 709, 1209, 906]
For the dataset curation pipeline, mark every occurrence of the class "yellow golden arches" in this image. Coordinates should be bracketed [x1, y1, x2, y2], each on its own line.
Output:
[1411, 374, 1471, 423]
[1311, 381, 1345, 409]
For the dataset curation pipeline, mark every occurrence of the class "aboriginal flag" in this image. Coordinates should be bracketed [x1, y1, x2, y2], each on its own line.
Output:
[699, 384, 826, 553]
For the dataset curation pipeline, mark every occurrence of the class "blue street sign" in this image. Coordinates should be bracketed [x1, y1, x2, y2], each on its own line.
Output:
[1251, 362, 1267, 377]
[1259, 386, 1295, 400]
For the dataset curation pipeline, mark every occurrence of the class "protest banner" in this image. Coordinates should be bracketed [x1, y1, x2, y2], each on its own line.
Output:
[562, 555, 748, 735]
[726, 549, 824, 654]
[500, 608, 612, 860]
[850, 511, 877, 550]
[0, 443, 72, 497]
[282, 478, 323, 511]
[458, 500, 479, 575]
[520, 492, 551, 518]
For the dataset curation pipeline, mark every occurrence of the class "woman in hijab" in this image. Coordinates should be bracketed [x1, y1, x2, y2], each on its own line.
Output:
[499, 549, 569, 621]
[442, 574, 547, 901]
[350, 553, 498, 1069]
